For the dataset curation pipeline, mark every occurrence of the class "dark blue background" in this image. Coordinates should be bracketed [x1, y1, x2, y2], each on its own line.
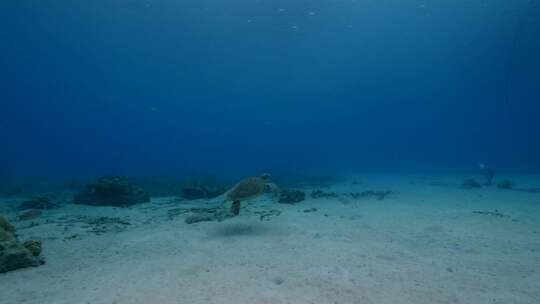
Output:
[1, 0, 539, 179]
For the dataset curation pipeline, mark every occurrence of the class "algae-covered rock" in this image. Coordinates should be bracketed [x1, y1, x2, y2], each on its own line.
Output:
[0, 227, 16, 244]
[0, 215, 44, 273]
[0, 215, 15, 234]
[23, 240, 42, 257]
[74, 176, 150, 207]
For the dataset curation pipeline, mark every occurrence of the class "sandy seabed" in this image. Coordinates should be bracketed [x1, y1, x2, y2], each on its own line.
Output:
[1, 174, 539, 304]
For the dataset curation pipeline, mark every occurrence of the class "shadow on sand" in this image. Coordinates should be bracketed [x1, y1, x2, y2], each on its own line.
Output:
[207, 222, 273, 238]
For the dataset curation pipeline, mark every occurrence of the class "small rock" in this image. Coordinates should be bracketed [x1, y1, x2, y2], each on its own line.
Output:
[0, 216, 15, 233]
[1, 216, 44, 273]
[23, 240, 42, 257]
[73, 176, 149, 207]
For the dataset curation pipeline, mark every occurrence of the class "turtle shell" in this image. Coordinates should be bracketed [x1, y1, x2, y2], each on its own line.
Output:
[226, 176, 268, 201]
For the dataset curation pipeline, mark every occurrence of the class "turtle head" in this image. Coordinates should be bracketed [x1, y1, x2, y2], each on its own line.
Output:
[260, 173, 271, 180]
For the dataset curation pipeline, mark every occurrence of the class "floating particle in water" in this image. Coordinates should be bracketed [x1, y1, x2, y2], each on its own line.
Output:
[308, 11, 316, 16]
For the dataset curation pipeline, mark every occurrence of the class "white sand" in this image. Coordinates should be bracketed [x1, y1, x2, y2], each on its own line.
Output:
[1, 174, 539, 304]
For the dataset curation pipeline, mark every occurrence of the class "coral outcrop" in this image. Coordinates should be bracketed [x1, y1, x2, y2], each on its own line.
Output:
[0, 215, 44, 273]
[73, 176, 150, 207]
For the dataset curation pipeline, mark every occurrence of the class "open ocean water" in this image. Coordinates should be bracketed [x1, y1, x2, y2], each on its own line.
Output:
[1, 1, 539, 303]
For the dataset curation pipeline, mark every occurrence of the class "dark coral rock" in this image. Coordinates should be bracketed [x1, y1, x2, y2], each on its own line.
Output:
[0, 215, 15, 234]
[0, 216, 44, 273]
[0, 246, 44, 273]
[23, 240, 42, 257]
[73, 176, 150, 207]
[278, 189, 306, 204]
[462, 178, 482, 189]
[18, 196, 59, 211]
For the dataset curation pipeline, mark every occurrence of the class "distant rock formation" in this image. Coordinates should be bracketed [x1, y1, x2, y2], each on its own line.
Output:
[0, 215, 44, 273]
[73, 176, 150, 207]
[180, 179, 225, 200]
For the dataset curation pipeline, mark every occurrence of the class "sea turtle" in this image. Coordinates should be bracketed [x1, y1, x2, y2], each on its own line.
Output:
[225, 173, 271, 216]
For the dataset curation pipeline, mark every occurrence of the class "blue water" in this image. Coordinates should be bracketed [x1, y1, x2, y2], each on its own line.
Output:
[2, 0, 539, 179]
